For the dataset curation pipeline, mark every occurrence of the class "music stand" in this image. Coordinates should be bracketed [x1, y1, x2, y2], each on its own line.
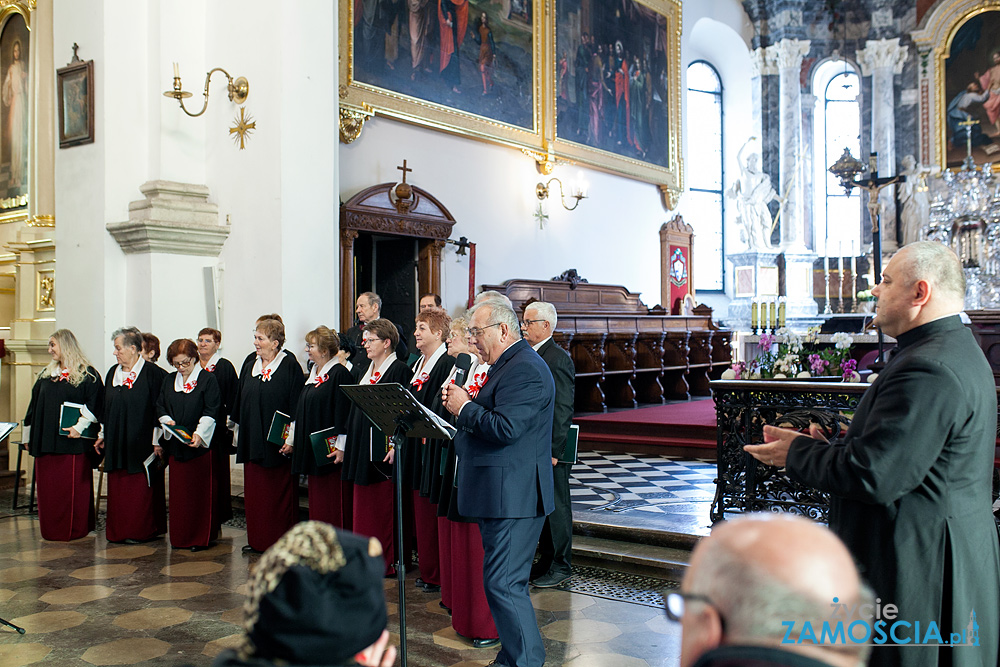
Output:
[340, 383, 455, 667]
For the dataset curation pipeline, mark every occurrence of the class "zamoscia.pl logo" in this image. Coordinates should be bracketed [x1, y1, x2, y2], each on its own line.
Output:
[780, 598, 980, 647]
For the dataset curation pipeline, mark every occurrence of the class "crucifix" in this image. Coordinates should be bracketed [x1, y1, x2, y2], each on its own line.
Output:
[959, 115, 980, 168]
[71, 42, 81, 63]
[397, 159, 412, 184]
[392, 159, 415, 212]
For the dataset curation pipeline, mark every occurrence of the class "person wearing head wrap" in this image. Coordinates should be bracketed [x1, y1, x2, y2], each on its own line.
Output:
[212, 521, 396, 667]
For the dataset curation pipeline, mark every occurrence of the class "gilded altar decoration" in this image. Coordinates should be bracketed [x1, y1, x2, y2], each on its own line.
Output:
[229, 107, 256, 150]
[36, 270, 54, 311]
[339, 0, 682, 208]
[0, 2, 30, 222]
[339, 103, 374, 144]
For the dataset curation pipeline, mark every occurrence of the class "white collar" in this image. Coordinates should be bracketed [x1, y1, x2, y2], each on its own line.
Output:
[202, 352, 221, 370]
[174, 364, 203, 392]
[307, 358, 338, 385]
[410, 343, 447, 383]
[531, 336, 552, 352]
[252, 350, 286, 378]
[361, 355, 396, 384]
[441, 356, 481, 389]
[113, 357, 145, 387]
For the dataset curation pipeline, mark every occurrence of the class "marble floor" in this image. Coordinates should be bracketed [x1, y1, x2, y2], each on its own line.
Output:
[0, 514, 683, 667]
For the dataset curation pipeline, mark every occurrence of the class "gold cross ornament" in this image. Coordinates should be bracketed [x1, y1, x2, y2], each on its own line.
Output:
[229, 107, 256, 150]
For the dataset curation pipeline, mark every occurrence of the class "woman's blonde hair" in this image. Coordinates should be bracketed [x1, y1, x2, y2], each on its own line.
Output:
[44, 329, 95, 387]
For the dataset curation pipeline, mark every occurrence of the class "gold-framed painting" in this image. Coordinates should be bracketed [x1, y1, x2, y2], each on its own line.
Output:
[339, 0, 683, 207]
[938, 7, 1000, 168]
[0, 2, 30, 223]
[340, 0, 542, 149]
[547, 0, 682, 201]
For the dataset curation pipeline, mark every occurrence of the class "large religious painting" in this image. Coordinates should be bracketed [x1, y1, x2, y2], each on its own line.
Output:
[0, 7, 27, 220]
[941, 9, 1000, 168]
[341, 0, 540, 145]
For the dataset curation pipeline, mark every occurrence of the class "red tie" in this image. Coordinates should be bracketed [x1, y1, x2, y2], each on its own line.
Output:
[123, 372, 136, 389]
[369, 371, 381, 385]
[411, 372, 429, 390]
[183, 381, 197, 393]
[314, 373, 327, 387]
[261, 368, 272, 381]
[56, 368, 70, 382]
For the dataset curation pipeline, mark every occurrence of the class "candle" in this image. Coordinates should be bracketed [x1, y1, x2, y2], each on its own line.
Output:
[778, 300, 786, 328]
[851, 241, 857, 302]
[838, 242, 843, 299]
[768, 301, 776, 329]
[173, 62, 179, 78]
[751, 301, 758, 330]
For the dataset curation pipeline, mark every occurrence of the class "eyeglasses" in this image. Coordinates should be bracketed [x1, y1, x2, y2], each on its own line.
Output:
[361, 337, 382, 347]
[521, 319, 546, 327]
[664, 592, 725, 631]
[467, 322, 503, 338]
[172, 357, 194, 369]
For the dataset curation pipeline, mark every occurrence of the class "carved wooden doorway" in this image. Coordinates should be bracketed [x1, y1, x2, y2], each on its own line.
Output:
[339, 183, 456, 331]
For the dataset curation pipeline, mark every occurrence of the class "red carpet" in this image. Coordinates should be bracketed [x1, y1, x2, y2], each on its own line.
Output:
[574, 399, 718, 457]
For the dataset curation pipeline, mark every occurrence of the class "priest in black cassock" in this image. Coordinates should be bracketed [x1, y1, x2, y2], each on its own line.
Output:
[197, 327, 239, 534]
[746, 242, 1000, 667]
[157, 339, 222, 551]
[289, 326, 354, 528]
[342, 318, 411, 576]
[98, 326, 167, 544]
[23, 329, 103, 541]
[232, 318, 304, 553]
[405, 308, 455, 594]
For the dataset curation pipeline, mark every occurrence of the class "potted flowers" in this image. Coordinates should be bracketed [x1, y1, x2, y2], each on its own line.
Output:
[723, 327, 860, 382]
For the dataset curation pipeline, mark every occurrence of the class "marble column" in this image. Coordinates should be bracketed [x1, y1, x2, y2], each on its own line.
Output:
[748, 47, 776, 147]
[772, 39, 810, 252]
[857, 38, 908, 252]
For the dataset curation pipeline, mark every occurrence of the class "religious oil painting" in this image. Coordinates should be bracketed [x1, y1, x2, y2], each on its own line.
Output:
[0, 8, 28, 218]
[942, 9, 1000, 168]
[343, 0, 537, 139]
[57, 57, 95, 149]
[550, 0, 682, 202]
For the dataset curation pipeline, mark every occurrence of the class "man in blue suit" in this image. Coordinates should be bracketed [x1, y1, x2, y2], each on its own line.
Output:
[443, 298, 555, 667]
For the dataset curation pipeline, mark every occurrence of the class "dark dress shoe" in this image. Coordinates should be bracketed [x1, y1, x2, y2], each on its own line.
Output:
[420, 583, 441, 593]
[124, 538, 153, 545]
[531, 569, 571, 588]
[190, 545, 210, 552]
[439, 600, 451, 615]
[241, 544, 263, 554]
[473, 637, 501, 649]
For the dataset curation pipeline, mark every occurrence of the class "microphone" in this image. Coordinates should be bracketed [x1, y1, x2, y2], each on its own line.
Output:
[454, 353, 473, 387]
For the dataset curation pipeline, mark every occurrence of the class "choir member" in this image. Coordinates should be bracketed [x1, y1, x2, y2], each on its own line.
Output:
[239, 313, 286, 377]
[406, 307, 455, 593]
[288, 326, 354, 527]
[342, 318, 410, 575]
[23, 329, 103, 541]
[231, 318, 304, 553]
[197, 327, 239, 533]
[97, 326, 167, 544]
[157, 339, 222, 551]
[336, 332, 364, 383]
[141, 332, 169, 397]
[438, 318, 498, 647]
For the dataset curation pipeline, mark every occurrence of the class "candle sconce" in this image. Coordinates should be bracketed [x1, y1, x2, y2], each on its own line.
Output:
[163, 63, 249, 118]
[536, 177, 588, 212]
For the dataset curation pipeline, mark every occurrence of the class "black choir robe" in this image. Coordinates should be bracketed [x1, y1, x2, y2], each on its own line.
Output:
[405, 351, 455, 498]
[290, 363, 353, 476]
[205, 356, 238, 451]
[344, 322, 410, 373]
[103, 361, 163, 474]
[155, 369, 221, 461]
[25, 366, 103, 458]
[232, 352, 304, 468]
[341, 359, 411, 486]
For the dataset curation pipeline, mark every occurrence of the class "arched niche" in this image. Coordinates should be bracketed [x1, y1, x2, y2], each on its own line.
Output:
[339, 183, 456, 331]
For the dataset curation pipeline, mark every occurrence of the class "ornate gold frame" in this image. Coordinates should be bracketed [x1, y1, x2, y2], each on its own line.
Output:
[0, 0, 32, 224]
[338, 0, 683, 209]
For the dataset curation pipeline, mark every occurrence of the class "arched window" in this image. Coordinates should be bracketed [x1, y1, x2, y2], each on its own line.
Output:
[813, 61, 862, 259]
[686, 61, 724, 292]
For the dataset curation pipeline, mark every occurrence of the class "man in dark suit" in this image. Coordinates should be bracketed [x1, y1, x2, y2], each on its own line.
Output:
[442, 298, 555, 667]
[521, 301, 576, 588]
[746, 242, 1000, 667]
[344, 291, 408, 369]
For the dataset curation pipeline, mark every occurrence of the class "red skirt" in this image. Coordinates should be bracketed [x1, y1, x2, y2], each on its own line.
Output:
[244, 460, 297, 552]
[353, 480, 395, 575]
[168, 453, 214, 548]
[451, 520, 497, 640]
[106, 467, 166, 543]
[438, 516, 453, 610]
[35, 453, 94, 541]
[413, 491, 440, 585]
[308, 472, 353, 530]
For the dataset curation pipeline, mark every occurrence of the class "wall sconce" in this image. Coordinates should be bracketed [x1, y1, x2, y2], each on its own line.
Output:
[163, 63, 249, 117]
[536, 176, 588, 211]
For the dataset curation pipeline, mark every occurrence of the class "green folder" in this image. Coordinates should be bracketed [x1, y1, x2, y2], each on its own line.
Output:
[59, 402, 100, 439]
[266, 411, 292, 445]
[162, 423, 193, 445]
[557, 424, 579, 465]
[309, 426, 339, 466]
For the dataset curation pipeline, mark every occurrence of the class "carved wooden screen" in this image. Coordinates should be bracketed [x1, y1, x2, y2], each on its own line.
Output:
[339, 184, 456, 331]
[659, 215, 695, 314]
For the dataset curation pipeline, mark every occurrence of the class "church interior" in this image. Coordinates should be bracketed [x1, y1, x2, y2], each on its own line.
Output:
[0, 0, 997, 665]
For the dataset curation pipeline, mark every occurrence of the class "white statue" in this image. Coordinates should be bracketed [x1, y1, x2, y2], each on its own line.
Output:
[727, 138, 779, 250]
[898, 154, 930, 246]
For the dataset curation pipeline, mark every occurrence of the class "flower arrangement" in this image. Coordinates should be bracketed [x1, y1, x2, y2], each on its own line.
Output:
[723, 327, 860, 381]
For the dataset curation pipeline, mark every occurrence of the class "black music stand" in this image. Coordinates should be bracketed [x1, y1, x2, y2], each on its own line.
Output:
[340, 383, 456, 667]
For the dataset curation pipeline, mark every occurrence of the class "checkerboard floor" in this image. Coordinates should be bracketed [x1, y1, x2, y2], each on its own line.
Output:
[570, 451, 717, 514]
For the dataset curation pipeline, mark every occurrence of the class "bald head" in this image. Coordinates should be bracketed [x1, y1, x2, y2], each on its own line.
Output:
[872, 242, 966, 337]
[679, 514, 870, 667]
[895, 242, 965, 309]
